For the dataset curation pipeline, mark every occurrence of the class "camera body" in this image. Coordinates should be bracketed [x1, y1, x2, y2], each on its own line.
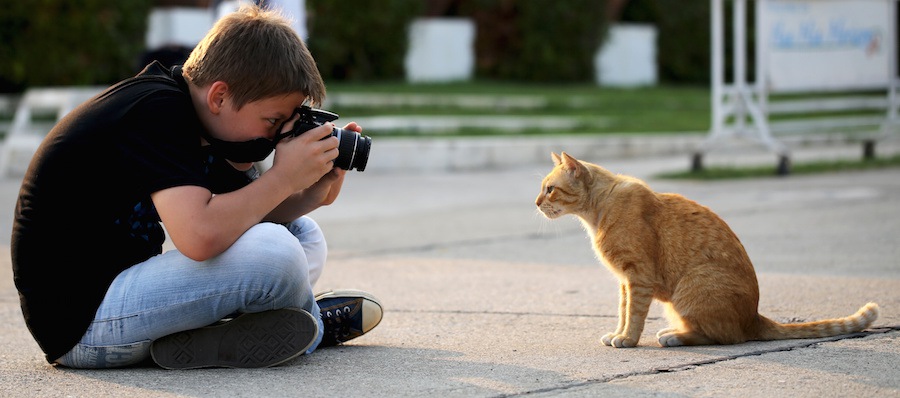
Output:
[287, 105, 371, 171]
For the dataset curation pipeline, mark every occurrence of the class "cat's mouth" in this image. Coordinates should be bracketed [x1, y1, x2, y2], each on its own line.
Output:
[539, 206, 563, 219]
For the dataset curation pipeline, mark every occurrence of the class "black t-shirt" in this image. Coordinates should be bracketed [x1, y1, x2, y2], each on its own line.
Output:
[11, 62, 254, 362]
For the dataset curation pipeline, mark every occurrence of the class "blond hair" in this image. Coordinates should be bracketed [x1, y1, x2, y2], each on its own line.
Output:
[182, 4, 325, 108]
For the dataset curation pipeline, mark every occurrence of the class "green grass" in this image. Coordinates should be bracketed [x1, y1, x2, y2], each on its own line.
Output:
[0, 83, 711, 138]
[325, 82, 710, 135]
[656, 153, 900, 180]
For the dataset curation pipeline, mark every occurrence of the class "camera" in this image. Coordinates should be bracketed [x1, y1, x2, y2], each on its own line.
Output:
[287, 105, 371, 172]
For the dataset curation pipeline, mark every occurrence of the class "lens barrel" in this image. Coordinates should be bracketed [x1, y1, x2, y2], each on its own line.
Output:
[331, 128, 371, 171]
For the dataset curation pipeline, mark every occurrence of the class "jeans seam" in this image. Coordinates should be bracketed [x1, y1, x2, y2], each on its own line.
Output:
[99, 289, 277, 322]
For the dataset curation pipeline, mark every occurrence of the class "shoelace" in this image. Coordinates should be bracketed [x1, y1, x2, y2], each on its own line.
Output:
[322, 305, 354, 340]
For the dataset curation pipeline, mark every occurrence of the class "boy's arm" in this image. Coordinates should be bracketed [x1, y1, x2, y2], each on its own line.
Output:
[264, 167, 346, 223]
[152, 124, 338, 261]
[263, 121, 360, 222]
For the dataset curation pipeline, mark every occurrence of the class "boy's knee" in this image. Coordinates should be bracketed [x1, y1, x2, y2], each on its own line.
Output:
[231, 223, 308, 281]
[242, 222, 294, 243]
[286, 216, 325, 243]
[284, 217, 327, 285]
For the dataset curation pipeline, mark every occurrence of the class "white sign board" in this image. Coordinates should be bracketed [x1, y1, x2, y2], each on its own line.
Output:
[762, 0, 891, 92]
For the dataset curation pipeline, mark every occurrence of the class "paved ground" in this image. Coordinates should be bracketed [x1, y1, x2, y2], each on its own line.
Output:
[1, 140, 899, 397]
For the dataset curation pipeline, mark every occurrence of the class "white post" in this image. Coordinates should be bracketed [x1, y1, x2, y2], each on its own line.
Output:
[733, 0, 747, 135]
[889, 0, 898, 121]
[755, 0, 768, 122]
[695, 0, 725, 171]
[711, 0, 724, 135]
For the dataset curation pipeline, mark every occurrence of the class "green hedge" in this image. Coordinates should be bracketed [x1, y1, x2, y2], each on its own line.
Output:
[0, 0, 152, 93]
[622, 1, 712, 84]
[461, 0, 607, 83]
[306, 0, 606, 83]
[306, 0, 423, 81]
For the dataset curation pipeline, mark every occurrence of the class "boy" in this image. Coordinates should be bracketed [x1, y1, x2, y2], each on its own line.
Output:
[11, 5, 381, 369]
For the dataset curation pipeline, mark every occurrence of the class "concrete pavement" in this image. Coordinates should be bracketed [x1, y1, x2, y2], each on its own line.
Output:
[1, 139, 899, 397]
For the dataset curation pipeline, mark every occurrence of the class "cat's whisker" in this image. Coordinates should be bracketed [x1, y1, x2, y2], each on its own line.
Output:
[532, 209, 568, 237]
[532, 209, 549, 235]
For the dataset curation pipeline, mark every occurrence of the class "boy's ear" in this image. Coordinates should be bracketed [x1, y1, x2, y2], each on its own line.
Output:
[206, 81, 229, 115]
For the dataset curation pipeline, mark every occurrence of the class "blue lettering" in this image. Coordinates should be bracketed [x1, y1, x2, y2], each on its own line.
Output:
[770, 18, 879, 51]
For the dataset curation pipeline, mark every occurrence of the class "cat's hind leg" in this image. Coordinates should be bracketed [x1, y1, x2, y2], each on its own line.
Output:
[656, 302, 716, 346]
[656, 327, 678, 339]
[657, 330, 716, 347]
[658, 307, 746, 346]
[656, 303, 685, 341]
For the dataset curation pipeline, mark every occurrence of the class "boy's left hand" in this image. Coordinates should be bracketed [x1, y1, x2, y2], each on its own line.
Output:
[304, 167, 346, 206]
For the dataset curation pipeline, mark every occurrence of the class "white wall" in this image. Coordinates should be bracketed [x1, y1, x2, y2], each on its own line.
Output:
[595, 24, 658, 87]
[145, 7, 213, 49]
[404, 18, 476, 83]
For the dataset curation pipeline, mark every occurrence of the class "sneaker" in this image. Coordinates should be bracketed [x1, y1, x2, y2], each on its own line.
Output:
[150, 308, 318, 370]
[315, 289, 383, 347]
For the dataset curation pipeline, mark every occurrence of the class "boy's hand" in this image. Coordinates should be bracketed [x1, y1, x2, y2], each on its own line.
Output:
[341, 121, 363, 135]
[295, 122, 361, 207]
[271, 121, 339, 192]
[303, 167, 346, 206]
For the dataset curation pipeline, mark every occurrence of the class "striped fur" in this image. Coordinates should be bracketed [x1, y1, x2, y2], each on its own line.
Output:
[536, 152, 880, 347]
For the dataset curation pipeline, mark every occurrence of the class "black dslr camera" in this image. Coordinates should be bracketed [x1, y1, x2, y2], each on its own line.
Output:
[286, 105, 371, 172]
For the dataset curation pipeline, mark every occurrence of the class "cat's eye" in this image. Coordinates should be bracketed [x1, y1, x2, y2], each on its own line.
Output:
[546, 186, 554, 194]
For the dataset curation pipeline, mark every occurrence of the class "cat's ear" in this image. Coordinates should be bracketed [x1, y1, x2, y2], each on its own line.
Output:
[559, 152, 585, 177]
[551, 152, 562, 166]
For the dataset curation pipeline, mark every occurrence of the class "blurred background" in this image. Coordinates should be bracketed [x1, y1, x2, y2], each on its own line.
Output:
[0, 0, 713, 90]
[0, 0, 897, 175]
[0, 0, 715, 160]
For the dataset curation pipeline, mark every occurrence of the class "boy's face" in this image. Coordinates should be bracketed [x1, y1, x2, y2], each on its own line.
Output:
[212, 91, 307, 143]
[203, 87, 306, 168]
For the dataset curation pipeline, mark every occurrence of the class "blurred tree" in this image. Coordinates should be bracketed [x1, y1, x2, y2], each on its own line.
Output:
[462, 0, 607, 83]
[155, 0, 209, 5]
[621, 1, 712, 84]
[0, 0, 153, 93]
[605, 0, 631, 22]
[306, 0, 423, 81]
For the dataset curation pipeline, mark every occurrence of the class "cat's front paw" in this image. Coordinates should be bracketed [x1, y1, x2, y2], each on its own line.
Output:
[602, 332, 638, 347]
[611, 335, 638, 348]
[600, 332, 617, 346]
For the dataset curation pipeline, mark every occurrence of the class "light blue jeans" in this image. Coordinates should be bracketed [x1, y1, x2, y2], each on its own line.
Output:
[55, 217, 326, 368]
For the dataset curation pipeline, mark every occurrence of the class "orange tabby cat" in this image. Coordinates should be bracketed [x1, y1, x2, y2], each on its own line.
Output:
[536, 152, 879, 347]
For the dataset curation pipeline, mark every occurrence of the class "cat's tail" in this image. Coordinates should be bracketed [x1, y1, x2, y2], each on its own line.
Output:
[756, 302, 879, 341]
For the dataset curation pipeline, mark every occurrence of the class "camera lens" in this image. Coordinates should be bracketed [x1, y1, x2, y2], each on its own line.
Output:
[332, 128, 371, 171]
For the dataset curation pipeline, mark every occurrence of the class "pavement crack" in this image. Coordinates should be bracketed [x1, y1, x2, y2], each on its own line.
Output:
[495, 325, 900, 398]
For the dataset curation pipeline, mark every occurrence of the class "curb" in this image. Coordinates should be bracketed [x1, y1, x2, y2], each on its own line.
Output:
[365, 132, 899, 173]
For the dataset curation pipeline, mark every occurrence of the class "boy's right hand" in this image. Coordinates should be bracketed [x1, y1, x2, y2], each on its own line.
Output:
[271, 121, 339, 193]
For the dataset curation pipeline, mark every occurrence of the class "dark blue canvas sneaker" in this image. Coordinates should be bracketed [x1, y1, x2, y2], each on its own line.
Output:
[150, 308, 318, 369]
[315, 289, 383, 347]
